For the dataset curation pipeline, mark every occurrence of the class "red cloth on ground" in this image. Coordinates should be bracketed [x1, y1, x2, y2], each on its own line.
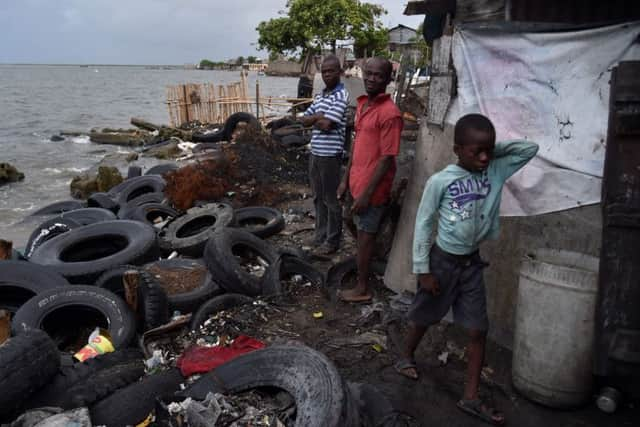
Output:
[349, 93, 403, 206]
[176, 335, 265, 377]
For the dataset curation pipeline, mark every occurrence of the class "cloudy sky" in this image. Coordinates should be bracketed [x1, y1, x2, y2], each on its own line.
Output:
[0, 0, 422, 64]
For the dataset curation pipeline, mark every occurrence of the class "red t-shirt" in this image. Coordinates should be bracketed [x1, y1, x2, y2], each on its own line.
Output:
[349, 93, 403, 206]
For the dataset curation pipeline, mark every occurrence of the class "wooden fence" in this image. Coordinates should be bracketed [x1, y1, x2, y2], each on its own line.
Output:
[166, 72, 313, 127]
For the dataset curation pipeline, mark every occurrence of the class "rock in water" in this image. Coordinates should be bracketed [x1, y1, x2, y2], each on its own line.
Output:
[96, 166, 124, 192]
[70, 166, 123, 199]
[0, 163, 25, 186]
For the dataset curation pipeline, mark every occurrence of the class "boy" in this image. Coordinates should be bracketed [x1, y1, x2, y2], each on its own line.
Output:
[396, 114, 538, 425]
[301, 55, 349, 254]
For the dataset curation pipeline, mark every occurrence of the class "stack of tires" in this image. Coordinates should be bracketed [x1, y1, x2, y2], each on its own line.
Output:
[1, 163, 397, 425]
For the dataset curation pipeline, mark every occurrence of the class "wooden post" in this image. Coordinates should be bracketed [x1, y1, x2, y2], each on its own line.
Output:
[0, 240, 12, 260]
[123, 270, 140, 312]
[182, 84, 190, 124]
[255, 79, 260, 121]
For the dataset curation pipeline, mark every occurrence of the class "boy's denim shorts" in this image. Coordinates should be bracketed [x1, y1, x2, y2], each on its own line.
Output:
[408, 244, 489, 331]
[353, 204, 386, 233]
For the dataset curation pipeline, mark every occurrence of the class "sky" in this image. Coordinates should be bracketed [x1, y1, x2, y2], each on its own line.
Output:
[0, 0, 423, 65]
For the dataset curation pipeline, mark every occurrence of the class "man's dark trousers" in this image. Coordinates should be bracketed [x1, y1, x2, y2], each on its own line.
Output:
[309, 154, 342, 247]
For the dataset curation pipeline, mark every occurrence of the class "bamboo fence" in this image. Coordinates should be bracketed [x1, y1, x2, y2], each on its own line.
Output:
[166, 72, 312, 127]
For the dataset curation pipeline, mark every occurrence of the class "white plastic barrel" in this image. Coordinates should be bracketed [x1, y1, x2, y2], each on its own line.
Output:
[512, 249, 599, 408]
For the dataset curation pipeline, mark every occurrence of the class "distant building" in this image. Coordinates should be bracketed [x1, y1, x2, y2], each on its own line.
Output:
[388, 24, 421, 64]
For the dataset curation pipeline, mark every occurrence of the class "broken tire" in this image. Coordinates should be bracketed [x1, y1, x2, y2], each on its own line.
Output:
[204, 228, 279, 296]
[0, 261, 70, 314]
[262, 256, 325, 297]
[29, 220, 159, 284]
[138, 278, 169, 331]
[25, 349, 144, 410]
[145, 163, 178, 176]
[327, 257, 357, 288]
[24, 217, 82, 259]
[158, 203, 234, 257]
[182, 345, 355, 427]
[0, 330, 60, 419]
[234, 206, 285, 238]
[189, 294, 253, 330]
[125, 203, 179, 225]
[30, 200, 84, 216]
[87, 192, 119, 213]
[12, 285, 137, 349]
[90, 368, 184, 427]
[143, 258, 224, 314]
[192, 112, 260, 143]
[117, 192, 165, 219]
[348, 382, 405, 427]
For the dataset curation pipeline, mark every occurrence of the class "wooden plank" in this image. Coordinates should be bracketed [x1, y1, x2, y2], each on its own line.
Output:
[427, 75, 454, 127]
[431, 33, 453, 75]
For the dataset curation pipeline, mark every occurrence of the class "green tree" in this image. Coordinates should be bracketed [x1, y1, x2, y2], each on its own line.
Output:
[235, 56, 245, 66]
[247, 55, 258, 63]
[199, 59, 215, 69]
[256, 0, 386, 56]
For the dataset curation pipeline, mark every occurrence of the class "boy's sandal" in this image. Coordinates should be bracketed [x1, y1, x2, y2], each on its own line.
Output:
[337, 288, 373, 303]
[457, 399, 505, 426]
[394, 358, 419, 380]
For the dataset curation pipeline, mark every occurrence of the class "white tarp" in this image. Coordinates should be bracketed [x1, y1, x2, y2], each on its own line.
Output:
[447, 22, 640, 216]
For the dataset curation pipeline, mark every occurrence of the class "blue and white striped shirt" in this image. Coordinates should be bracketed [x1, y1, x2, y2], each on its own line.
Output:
[304, 82, 349, 156]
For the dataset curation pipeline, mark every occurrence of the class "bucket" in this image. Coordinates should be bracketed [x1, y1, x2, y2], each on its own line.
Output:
[512, 249, 599, 408]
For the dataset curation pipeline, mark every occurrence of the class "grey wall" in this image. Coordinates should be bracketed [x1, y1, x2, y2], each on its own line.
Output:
[385, 121, 603, 349]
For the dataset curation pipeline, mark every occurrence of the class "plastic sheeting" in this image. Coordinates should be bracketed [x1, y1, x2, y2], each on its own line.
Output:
[447, 22, 640, 215]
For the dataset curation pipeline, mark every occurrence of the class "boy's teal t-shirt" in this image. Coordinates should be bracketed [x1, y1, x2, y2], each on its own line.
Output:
[412, 140, 539, 274]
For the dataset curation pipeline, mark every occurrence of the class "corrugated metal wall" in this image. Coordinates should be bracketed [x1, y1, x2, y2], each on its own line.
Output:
[509, 0, 640, 24]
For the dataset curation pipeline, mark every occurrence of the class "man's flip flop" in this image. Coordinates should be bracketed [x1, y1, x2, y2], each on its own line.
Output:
[337, 289, 373, 303]
[457, 398, 505, 425]
[394, 358, 419, 380]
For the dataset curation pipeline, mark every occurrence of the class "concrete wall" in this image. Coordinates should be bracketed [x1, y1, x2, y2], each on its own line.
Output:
[385, 121, 603, 349]
[265, 60, 302, 77]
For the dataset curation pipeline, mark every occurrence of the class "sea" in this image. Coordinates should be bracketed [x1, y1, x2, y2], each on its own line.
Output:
[0, 65, 298, 247]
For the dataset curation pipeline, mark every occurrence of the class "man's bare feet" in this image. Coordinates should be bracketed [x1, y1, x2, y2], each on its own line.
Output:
[337, 287, 372, 302]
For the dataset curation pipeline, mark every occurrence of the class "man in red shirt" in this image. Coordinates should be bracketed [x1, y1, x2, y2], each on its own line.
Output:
[337, 57, 403, 302]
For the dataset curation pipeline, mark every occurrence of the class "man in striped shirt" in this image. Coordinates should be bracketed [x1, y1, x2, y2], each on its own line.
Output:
[301, 55, 350, 254]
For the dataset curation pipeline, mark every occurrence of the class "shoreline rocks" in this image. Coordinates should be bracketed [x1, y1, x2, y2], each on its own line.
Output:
[0, 163, 25, 187]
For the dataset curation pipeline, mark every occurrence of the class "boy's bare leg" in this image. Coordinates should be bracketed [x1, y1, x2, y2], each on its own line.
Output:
[462, 329, 504, 424]
[397, 321, 427, 379]
[339, 230, 375, 301]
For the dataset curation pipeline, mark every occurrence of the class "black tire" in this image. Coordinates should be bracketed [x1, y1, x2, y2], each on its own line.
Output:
[278, 245, 309, 260]
[124, 203, 179, 225]
[182, 345, 354, 427]
[234, 206, 285, 238]
[23, 217, 82, 259]
[145, 163, 178, 176]
[30, 200, 84, 216]
[24, 349, 143, 410]
[204, 228, 279, 296]
[192, 112, 260, 142]
[0, 330, 60, 419]
[143, 258, 224, 314]
[262, 256, 325, 297]
[94, 264, 143, 296]
[127, 165, 142, 179]
[138, 279, 169, 331]
[189, 294, 253, 330]
[327, 257, 357, 288]
[59, 207, 117, 225]
[158, 203, 234, 257]
[87, 192, 119, 213]
[110, 175, 165, 205]
[117, 192, 165, 219]
[12, 285, 137, 349]
[280, 133, 309, 147]
[90, 368, 184, 427]
[0, 261, 70, 314]
[29, 220, 159, 284]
